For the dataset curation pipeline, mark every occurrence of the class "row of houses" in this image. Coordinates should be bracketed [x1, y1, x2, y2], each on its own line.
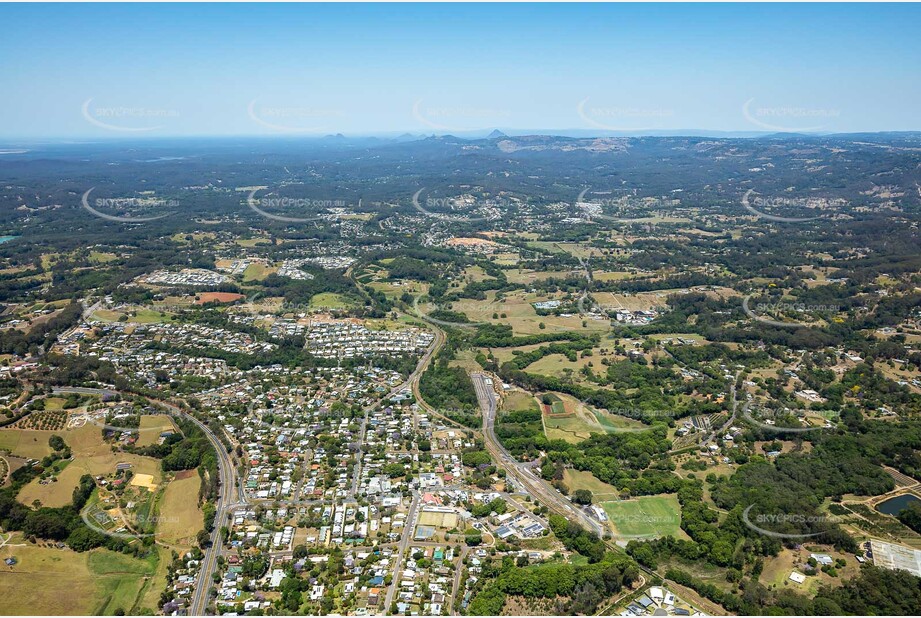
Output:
[140, 268, 229, 287]
[306, 320, 434, 359]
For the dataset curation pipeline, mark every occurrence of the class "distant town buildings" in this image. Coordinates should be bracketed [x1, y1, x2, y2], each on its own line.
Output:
[140, 268, 228, 287]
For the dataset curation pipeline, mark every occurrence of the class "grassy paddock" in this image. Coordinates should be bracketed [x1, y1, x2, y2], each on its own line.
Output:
[601, 494, 682, 539]
[136, 414, 178, 447]
[156, 472, 204, 549]
[543, 415, 596, 443]
[563, 469, 621, 500]
[16, 424, 162, 508]
[0, 534, 160, 615]
[242, 262, 275, 281]
[501, 390, 538, 413]
[309, 292, 356, 310]
[0, 428, 56, 458]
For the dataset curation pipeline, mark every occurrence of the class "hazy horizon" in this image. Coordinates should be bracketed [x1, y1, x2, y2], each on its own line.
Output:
[5, 127, 921, 147]
[2, 3, 920, 139]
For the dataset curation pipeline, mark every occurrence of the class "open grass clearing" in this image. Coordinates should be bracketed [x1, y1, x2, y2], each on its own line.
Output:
[648, 332, 706, 344]
[242, 262, 276, 282]
[447, 348, 483, 374]
[16, 424, 162, 508]
[488, 343, 545, 364]
[131, 309, 172, 324]
[544, 414, 597, 443]
[91, 309, 123, 322]
[0, 533, 161, 615]
[501, 390, 538, 413]
[459, 265, 495, 284]
[309, 292, 356, 310]
[563, 469, 620, 501]
[0, 428, 56, 458]
[601, 494, 682, 539]
[41, 397, 67, 410]
[236, 237, 271, 247]
[524, 351, 609, 381]
[156, 472, 204, 549]
[505, 269, 578, 285]
[89, 252, 119, 264]
[592, 410, 649, 432]
[17, 461, 86, 508]
[524, 241, 602, 260]
[491, 252, 521, 266]
[171, 232, 216, 243]
[541, 393, 604, 442]
[196, 292, 245, 305]
[592, 270, 642, 282]
[136, 414, 178, 447]
[367, 280, 428, 301]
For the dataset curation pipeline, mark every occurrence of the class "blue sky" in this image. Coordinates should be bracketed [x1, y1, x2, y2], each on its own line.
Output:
[1, 2, 919, 138]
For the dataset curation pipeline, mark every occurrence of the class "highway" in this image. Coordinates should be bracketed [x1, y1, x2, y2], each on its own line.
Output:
[471, 375, 676, 612]
[183, 405, 239, 616]
[53, 385, 118, 399]
[408, 326, 479, 437]
[471, 373, 605, 538]
[81, 298, 103, 321]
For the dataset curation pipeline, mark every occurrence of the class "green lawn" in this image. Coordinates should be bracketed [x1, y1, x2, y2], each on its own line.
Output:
[89, 251, 119, 264]
[309, 292, 356, 310]
[91, 309, 123, 322]
[89, 549, 162, 615]
[91, 308, 169, 324]
[132, 309, 171, 324]
[563, 469, 620, 500]
[501, 391, 538, 413]
[544, 415, 597, 443]
[592, 410, 650, 433]
[601, 494, 682, 539]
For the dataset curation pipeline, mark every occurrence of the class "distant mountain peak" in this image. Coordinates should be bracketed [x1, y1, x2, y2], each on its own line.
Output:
[487, 129, 507, 139]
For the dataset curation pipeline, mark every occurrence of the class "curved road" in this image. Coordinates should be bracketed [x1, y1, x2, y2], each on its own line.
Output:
[53, 386, 240, 615]
[471, 374, 707, 611]
[56, 314, 465, 615]
[471, 373, 605, 538]
[62, 307, 450, 614]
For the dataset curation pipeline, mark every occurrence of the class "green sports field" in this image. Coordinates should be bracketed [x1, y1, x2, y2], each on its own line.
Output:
[601, 494, 681, 539]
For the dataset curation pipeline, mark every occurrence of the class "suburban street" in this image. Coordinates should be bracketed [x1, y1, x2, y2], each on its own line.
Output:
[349, 325, 444, 500]
[383, 491, 421, 610]
[52, 363, 640, 614]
